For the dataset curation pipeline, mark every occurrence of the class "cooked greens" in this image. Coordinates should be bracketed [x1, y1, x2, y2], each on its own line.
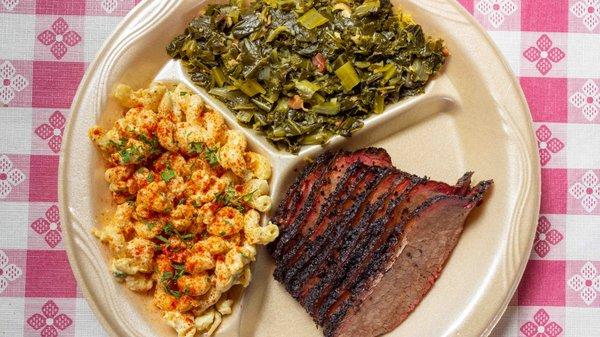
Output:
[167, 0, 447, 153]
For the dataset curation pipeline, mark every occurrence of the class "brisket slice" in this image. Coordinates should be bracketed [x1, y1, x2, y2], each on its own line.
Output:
[311, 174, 473, 322]
[294, 171, 409, 301]
[273, 162, 372, 281]
[269, 148, 392, 260]
[267, 151, 334, 256]
[299, 173, 417, 312]
[324, 181, 492, 337]
[282, 167, 397, 295]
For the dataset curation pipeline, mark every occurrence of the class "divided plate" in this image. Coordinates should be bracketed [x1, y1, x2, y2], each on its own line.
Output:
[59, 1, 541, 336]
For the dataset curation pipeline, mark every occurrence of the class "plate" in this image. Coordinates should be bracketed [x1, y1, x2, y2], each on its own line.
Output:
[59, 1, 540, 336]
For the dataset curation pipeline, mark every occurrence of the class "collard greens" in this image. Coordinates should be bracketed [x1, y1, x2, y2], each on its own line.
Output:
[167, 0, 447, 153]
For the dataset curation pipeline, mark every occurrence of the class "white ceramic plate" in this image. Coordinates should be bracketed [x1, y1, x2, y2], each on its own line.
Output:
[59, 1, 540, 336]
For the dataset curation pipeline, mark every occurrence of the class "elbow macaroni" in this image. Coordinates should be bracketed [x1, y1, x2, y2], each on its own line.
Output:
[89, 82, 279, 336]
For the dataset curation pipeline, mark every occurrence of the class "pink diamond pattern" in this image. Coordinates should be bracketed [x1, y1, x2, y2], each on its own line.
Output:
[37, 30, 56, 46]
[37, 18, 82, 60]
[535, 125, 564, 166]
[27, 313, 46, 330]
[35, 111, 66, 153]
[534, 216, 564, 258]
[548, 48, 566, 63]
[53, 314, 72, 330]
[524, 47, 541, 61]
[27, 300, 73, 337]
[520, 308, 563, 337]
[523, 35, 566, 75]
[52, 18, 69, 35]
[30, 205, 62, 248]
[537, 34, 552, 51]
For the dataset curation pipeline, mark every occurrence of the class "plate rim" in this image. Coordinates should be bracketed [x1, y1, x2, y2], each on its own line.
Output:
[443, 1, 541, 334]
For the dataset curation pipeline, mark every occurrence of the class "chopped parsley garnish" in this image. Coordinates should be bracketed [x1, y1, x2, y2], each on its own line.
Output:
[215, 187, 256, 212]
[215, 187, 236, 205]
[189, 142, 204, 155]
[161, 263, 187, 298]
[180, 233, 195, 241]
[163, 222, 174, 235]
[146, 173, 154, 183]
[138, 134, 161, 155]
[144, 221, 156, 230]
[204, 147, 219, 166]
[189, 142, 219, 166]
[180, 91, 188, 96]
[119, 146, 140, 164]
[160, 271, 173, 282]
[109, 138, 127, 150]
[159, 222, 195, 245]
[161, 167, 176, 182]
[156, 235, 169, 243]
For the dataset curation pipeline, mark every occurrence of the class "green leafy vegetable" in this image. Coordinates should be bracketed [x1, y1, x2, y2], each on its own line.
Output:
[335, 62, 361, 92]
[354, 0, 381, 17]
[167, 0, 446, 153]
[298, 8, 330, 29]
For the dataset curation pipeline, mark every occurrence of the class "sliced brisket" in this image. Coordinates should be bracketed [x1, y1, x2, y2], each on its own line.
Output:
[325, 181, 492, 337]
[269, 148, 392, 259]
[273, 162, 372, 281]
[312, 176, 474, 323]
[268, 148, 493, 337]
[267, 151, 334, 256]
[282, 166, 396, 295]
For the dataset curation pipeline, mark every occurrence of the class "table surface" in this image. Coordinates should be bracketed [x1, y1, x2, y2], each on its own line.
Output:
[1, 0, 599, 336]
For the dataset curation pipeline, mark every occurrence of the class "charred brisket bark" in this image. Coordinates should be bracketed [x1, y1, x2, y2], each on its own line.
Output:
[268, 149, 492, 337]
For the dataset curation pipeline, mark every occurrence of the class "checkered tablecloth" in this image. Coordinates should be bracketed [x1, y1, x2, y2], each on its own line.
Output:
[0, 0, 599, 336]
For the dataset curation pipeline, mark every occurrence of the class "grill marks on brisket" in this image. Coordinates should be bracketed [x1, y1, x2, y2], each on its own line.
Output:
[270, 148, 393, 260]
[267, 149, 492, 337]
[328, 181, 492, 337]
[267, 151, 334, 257]
[306, 174, 418, 318]
[285, 167, 393, 296]
[274, 162, 370, 281]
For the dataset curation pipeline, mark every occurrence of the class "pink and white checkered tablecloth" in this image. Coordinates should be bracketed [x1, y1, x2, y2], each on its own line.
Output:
[0, 0, 599, 336]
